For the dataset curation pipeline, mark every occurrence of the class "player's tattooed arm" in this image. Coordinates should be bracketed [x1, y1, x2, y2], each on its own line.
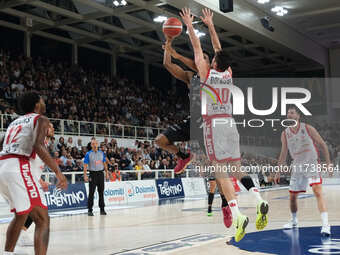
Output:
[200, 8, 222, 53]
[181, 7, 209, 81]
[163, 39, 192, 85]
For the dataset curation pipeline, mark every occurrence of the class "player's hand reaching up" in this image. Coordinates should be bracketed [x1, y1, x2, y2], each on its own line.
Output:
[200, 8, 214, 26]
[180, 7, 194, 26]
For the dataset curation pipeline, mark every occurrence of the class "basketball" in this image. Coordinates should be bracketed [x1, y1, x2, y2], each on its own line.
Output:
[162, 17, 182, 38]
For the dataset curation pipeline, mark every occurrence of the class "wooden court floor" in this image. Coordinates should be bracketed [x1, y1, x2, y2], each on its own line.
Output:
[1, 185, 340, 255]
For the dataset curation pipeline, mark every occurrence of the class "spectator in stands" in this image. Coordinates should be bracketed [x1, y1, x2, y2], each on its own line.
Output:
[134, 160, 144, 179]
[48, 136, 58, 154]
[120, 154, 132, 170]
[66, 137, 75, 148]
[142, 159, 154, 179]
[77, 138, 83, 150]
[57, 137, 66, 152]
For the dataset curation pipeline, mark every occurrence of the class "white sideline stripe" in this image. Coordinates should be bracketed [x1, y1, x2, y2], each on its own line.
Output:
[163, 25, 183, 29]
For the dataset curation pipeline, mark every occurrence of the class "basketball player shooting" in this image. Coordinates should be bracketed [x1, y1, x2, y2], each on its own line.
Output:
[0, 92, 67, 255]
[162, 36, 232, 228]
[276, 106, 332, 236]
[181, 7, 270, 241]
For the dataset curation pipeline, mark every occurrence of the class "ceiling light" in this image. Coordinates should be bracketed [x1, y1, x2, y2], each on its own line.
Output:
[257, 0, 270, 4]
[271, 6, 288, 16]
[153, 16, 168, 23]
[113, 0, 127, 7]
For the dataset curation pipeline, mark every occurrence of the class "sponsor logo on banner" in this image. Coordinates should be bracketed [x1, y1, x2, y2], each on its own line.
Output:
[125, 181, 158, 202]
[88, 180, 158, 207]
[156, 179, 184, 199]
[91, 183, 125, 204]
[45, 183, 87, 211]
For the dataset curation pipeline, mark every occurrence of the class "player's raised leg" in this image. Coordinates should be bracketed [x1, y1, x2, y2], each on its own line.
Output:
[231, 161, 269, 230]
[215, 180, 232, 228]
[215, 165, 249, 242]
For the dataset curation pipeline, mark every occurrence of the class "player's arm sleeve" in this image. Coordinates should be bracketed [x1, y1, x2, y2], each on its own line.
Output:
[84, 152, 90, 164]
[102, 152, 106, 163]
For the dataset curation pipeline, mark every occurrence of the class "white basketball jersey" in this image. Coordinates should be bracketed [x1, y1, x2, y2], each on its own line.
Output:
[30, 139, 48, 179]
[203, 68, 233, 117]
[1, 113, 40, 158]
[285, 123, 318, 163]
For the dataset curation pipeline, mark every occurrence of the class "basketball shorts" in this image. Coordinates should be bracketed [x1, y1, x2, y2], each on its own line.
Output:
[203, 117, 241, 163]
[162, 116, 190, 143]
[289, 160, 322, 193]
[0, 156, 47, 215]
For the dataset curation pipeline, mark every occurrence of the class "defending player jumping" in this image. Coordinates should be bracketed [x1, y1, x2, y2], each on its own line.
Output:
[181, 7, 270, 241]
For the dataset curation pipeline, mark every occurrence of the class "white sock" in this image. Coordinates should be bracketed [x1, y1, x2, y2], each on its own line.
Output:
[4, 252, 14, 254]
[292, 212, 298, 223]
[250, 187, 263, 203]
[229, 199, 241, 220]
[321, 212, 329, 226]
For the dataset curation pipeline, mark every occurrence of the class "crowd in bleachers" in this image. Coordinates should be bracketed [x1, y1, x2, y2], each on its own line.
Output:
[47, 137, 181, 181]
[1, 47, 340, 185]
[0, 48, 188, 138]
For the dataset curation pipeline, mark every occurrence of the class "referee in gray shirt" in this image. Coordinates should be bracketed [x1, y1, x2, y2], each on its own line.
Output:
[84, 139, 109, 216]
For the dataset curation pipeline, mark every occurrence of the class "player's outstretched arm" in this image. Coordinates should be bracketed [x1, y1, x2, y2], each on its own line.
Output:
[168, 45, 198, 72]
[200, 8, 222, 53]
[275, 131, 288, 184]
[181, 7, 209, 80]
[34, 116, 67, 190]
[163, 38, 192, 85]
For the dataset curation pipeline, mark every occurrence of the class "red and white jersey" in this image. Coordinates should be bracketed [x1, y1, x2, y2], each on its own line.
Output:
[1, 113, 40, 158]
[285, 122, 319, 163]
[30, 139, 48, 179]
[202, 68, 233, 118]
